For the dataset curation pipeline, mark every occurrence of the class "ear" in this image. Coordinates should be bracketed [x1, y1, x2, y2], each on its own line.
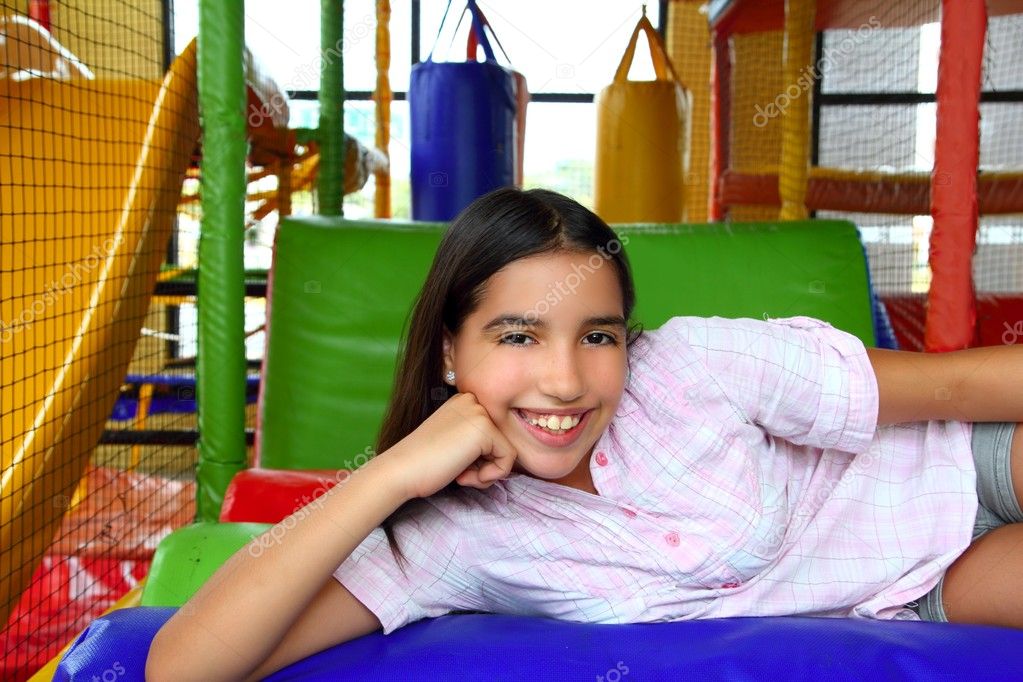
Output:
[442, 327, 455, 373]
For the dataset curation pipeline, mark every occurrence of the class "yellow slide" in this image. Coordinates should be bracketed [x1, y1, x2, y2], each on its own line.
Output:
[0, 20, 201, 624]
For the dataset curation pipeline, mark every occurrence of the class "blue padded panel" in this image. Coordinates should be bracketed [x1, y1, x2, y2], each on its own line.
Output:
[58, 606, 1023, 681]
[54, 607, 169, 681]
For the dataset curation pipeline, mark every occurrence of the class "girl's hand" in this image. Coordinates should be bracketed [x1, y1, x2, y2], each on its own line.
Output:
[385, 392, 519, 500]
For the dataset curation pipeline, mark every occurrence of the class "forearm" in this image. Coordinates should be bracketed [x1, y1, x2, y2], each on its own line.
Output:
[868, 345, 1023, 424]
[147, 453, 409, 682]
[945, 344, 1023, 422]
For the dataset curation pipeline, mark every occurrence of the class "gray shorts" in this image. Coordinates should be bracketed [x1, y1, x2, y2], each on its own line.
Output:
[906, 421, 1022, 622]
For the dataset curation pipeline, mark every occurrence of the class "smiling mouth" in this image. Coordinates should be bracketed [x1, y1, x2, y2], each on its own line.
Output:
[514, 409, 592, 446]
[516, 409, 589, 433]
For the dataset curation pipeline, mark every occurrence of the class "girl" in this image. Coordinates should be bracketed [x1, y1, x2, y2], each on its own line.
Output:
[148, 188, 1023, 681]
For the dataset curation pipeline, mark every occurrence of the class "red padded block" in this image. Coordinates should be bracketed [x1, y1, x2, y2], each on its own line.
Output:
[219, 468, 349, 523]
[883, 293, 1023, 352]
[977, 294, 1023, 348]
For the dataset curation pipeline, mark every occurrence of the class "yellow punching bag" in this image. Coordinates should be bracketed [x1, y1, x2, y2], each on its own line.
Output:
[595, 13, 691, 223]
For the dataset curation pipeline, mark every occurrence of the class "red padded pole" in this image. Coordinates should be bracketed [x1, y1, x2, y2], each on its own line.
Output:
[925, 0, 986, 352]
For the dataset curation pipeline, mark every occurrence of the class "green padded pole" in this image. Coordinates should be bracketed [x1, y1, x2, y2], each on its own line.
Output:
[196, 0, 247, 521]
[318, 0, 345, 216]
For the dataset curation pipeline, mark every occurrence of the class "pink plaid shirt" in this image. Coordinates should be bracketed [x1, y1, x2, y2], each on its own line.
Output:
[333, 315, 977, 634]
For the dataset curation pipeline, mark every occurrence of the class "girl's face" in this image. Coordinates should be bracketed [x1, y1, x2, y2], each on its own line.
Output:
[442, 250, 629, 494]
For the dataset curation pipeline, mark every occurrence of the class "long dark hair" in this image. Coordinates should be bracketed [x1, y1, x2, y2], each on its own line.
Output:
[375, 187, 643, 569]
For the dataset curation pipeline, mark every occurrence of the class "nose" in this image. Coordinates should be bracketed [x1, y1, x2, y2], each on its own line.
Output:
[536, 343, 585, 403]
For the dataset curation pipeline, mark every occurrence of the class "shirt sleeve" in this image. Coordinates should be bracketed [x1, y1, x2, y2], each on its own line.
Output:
[660, 315, 879, 453]
[331, 501, 487, 635]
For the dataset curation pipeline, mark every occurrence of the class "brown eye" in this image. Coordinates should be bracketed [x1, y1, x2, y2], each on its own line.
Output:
[585, 332, 617, 345]
[500, 333, 534, 346]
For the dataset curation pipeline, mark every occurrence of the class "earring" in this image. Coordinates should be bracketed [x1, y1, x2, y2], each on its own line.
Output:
[445, 370, 456, 384]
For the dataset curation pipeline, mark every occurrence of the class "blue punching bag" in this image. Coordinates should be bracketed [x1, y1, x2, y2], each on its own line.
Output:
[410, 1, 517, 221]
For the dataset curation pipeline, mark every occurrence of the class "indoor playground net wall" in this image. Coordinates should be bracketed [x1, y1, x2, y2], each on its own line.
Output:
[714, 0, 1023, 352]
[0, 2, 221, 677]
[0, 0, 389, 673]
[816, 8, 1023, 350]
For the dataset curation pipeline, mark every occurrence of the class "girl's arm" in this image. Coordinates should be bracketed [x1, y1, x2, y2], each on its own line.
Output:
[866, 345, 1023, 425]
[145, 453, 408, 682]
[146, 392, 517, 681]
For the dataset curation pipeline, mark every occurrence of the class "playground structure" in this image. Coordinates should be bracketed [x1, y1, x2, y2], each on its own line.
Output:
[700, 0, 1023, 351]
[0, 12, 308, 678]
[0, 3, 395, 675]
[0, 0, 1022, 678]
[0, 25, 200, 679]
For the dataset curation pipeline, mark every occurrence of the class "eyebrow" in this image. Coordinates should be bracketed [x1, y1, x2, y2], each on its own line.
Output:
[481, 314, 628, 333]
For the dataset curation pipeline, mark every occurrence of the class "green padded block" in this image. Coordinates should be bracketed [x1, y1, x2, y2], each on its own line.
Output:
[261, 219, 445, 471]
[620, 222, 875, 334]
[141, 521, 271, 607]
[260, 218, 875, 471]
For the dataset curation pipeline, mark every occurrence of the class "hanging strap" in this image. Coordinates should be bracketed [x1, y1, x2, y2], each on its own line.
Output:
[464, 0, 496, 62]
[613, 14, 683, 85]
[425, 0, 454, 62]
[466, 6, 512, 64]
[427, 0, 496, 63]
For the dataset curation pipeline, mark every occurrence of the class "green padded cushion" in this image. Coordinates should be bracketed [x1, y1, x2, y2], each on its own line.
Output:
[260, 218, 874, 470]
[141, 522, 271, 607]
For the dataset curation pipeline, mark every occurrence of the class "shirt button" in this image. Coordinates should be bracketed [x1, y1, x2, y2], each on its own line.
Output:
[622, 508, 637, 518]
[595, 451, 609, 466]
[721, 581, 741, 589]
[664, 531, 680, 547]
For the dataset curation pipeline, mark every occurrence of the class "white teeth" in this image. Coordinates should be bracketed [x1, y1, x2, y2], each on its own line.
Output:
[523, 412, 581, 432]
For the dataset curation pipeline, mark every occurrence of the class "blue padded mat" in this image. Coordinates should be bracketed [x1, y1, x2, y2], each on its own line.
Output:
[57, 606, 1023, 681]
